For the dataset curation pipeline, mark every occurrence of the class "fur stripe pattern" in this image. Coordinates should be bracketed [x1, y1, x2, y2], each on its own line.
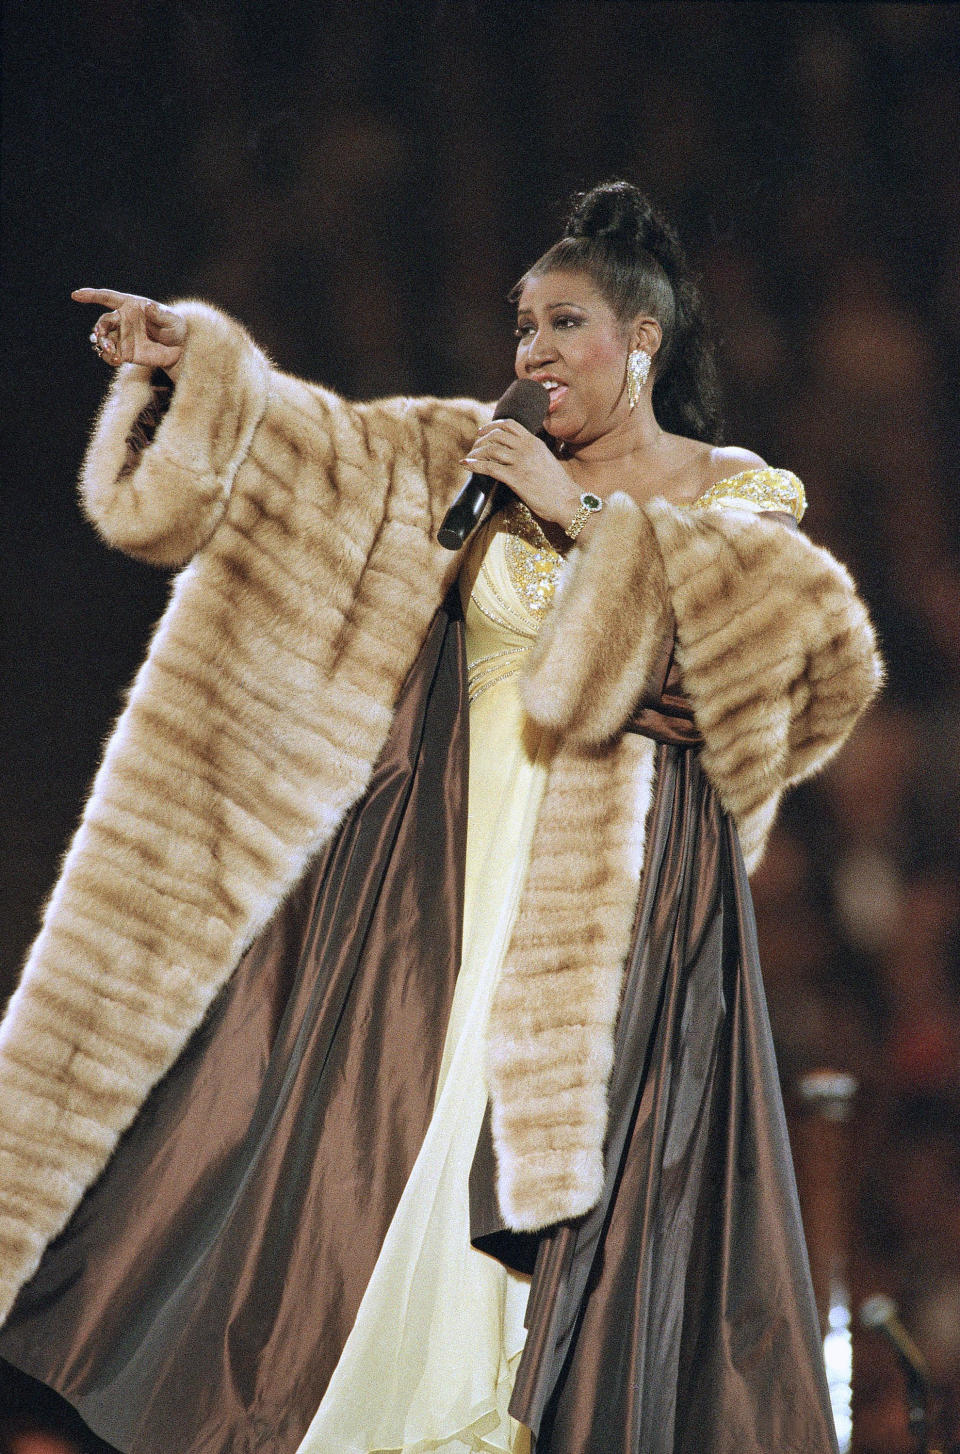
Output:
[0, 303, 882, 1319]
[524, 491, 883, 872]
[0, 305, 489, 1321]
[487, 733, 655, 1229]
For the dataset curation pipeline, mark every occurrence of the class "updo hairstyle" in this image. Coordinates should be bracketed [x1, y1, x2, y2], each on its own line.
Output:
[516, 181, 723, 443]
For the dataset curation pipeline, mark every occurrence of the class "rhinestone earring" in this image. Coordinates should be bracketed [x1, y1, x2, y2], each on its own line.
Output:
[627, 348, 651, 410]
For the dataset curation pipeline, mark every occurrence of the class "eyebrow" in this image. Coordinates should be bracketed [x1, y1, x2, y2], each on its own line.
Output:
[516, 300, 589, 317]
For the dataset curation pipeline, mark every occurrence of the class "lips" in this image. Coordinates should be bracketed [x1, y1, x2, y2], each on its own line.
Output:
[535, 379, 568, 414]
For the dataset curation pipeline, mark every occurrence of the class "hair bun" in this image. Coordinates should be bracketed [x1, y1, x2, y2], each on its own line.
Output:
[565, 180, 649, 243]
[565, 180, 680, 277]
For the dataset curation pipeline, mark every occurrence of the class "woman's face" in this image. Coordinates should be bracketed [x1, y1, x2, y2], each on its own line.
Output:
[513, 269, 633, 445]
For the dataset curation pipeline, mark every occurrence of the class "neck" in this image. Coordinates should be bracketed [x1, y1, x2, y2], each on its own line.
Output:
[561, 398, 664, 471]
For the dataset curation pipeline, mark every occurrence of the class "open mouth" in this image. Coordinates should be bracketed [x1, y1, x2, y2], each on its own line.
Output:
[539, 380, 568, 414]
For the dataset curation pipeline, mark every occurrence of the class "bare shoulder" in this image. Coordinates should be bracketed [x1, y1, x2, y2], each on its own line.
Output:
[655, 439, 768, 506]
[702, 444, 768, 486]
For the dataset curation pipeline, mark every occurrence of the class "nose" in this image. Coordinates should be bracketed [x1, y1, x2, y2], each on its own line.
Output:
[521, 326, 557, 371]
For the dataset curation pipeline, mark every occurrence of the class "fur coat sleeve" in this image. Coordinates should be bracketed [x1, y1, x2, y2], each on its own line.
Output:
[486, 489, 882, 1230]
[0, 302, 882, 1321]
[521, 490, 883, 870]
[0, 302, 490, 1322]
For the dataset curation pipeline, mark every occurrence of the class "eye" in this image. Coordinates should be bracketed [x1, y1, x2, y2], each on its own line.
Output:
[514, 323, 535, 339]
[553, 314, 582, 330]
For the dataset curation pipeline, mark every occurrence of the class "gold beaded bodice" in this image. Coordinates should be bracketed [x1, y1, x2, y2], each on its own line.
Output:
[688, 467, 806, 521]
[499, 500, 565, 621]
[459, 500, 563, 705]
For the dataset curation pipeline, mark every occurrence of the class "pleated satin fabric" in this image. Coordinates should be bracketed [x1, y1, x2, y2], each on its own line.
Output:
[0, 597, 470, 1454]
[508, 742, 838, 1453]
[0, 605, 836, 1454]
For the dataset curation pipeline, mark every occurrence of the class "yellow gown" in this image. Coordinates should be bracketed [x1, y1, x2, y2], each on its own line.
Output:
[295, 504, 562, 1454]
[295, 470, 807, 1454]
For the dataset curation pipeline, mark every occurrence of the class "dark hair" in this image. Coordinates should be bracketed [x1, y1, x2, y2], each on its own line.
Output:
[515, 181, 723, 443]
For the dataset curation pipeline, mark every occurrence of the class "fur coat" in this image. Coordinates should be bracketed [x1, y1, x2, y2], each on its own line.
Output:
[0, 302, 882, 1326]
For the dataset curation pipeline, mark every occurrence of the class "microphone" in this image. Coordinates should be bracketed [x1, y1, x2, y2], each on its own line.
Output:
[437, 379, 550, 550]
[859, 1294, 931, 1390]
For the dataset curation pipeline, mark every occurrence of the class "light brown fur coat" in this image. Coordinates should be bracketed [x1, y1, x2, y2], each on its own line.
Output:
[0, 303, 882, 1323]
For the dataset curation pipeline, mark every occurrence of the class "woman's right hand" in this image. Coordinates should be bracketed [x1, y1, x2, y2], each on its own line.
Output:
[72, 288, 187, 380]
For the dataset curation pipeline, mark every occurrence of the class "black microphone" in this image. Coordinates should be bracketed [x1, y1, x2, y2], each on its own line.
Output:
[859, 1294, 931, 1390]
[437, 379, 550, 550]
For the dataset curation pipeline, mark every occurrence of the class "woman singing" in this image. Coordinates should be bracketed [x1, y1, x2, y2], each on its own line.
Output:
[0, 182, 881, 1453]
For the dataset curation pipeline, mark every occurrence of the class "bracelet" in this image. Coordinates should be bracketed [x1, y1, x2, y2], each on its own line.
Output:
[564, 491, 603, 540]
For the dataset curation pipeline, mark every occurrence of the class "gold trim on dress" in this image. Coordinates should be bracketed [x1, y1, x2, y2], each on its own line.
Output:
[468, 647, 529, 705]
[500, 500, 564, 620]
[688, 467, 807, 522]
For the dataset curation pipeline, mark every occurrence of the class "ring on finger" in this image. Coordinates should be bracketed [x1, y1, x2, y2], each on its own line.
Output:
[89, 329, 118, 364]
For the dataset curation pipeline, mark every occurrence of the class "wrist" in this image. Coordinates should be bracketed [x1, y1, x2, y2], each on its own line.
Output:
[546, 483, 586, 529]
[564, 490, 604, 540]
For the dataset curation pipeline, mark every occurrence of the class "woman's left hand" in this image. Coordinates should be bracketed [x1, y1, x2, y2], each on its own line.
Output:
[462, 420, 580, 528]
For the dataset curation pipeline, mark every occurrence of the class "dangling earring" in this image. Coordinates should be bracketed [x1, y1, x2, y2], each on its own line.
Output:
[627, 348, 651, 410]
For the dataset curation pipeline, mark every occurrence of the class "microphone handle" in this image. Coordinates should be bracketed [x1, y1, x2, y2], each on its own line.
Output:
[437, 474, 497, 551]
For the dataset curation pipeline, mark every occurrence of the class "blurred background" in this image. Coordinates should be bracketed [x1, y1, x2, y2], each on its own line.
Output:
[2, 3, 959, 1451]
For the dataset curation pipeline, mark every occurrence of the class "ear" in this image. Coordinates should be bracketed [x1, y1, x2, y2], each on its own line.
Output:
[630, 315, 663, 359]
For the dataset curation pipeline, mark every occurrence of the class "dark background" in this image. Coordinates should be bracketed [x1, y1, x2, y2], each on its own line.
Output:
[3, 4, 960, 1451]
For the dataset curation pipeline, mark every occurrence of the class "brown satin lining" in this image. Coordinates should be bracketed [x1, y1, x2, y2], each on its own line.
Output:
[505, 746, 837, 1452]
[624, 631, 703, 747]
[2, 585, 834, 1454]
[0, 596, 471, 1454]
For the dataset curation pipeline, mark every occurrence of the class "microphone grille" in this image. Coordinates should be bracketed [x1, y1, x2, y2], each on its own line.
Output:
[492, 379, 550, 433]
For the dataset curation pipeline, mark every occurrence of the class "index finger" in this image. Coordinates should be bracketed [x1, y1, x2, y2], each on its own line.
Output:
[71, 288, 131, 307]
